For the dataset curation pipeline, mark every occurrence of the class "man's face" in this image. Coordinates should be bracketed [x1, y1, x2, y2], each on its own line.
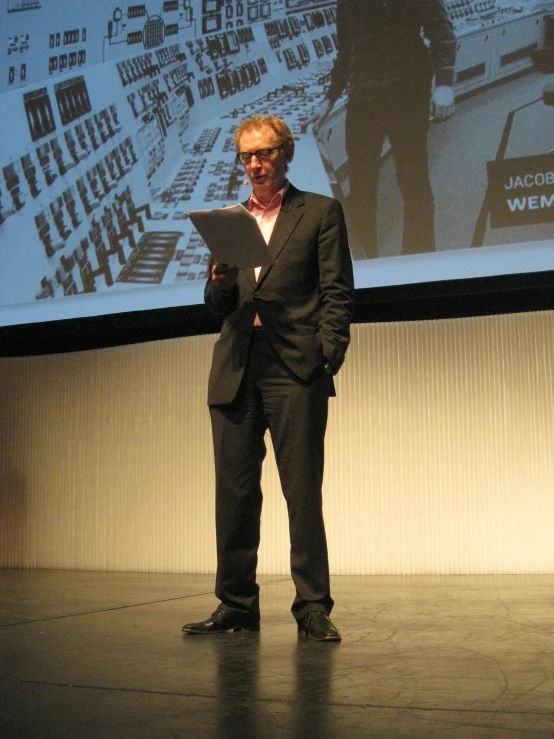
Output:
[238, 124, 293, 204]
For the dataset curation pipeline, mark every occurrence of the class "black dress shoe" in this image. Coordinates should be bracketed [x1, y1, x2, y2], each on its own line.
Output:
[182, 606, 260, 635]
[297, 612, 341, 642]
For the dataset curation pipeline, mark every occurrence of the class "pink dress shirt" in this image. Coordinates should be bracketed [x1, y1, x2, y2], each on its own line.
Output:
[248, 181, 289, 325]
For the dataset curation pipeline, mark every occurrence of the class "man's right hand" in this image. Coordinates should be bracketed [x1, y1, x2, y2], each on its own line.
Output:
[310, 99, 333, 134]
[211, 262, 239, 292]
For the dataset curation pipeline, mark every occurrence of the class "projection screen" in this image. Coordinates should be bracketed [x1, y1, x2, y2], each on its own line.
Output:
[1, 0, 553, 333]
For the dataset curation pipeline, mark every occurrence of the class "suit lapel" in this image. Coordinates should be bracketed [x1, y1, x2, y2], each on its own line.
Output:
[245, 268, 257, 288]
[240, 196, 258, 289]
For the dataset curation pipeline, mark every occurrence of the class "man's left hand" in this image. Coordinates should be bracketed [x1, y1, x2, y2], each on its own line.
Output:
[431, 86, 455, 122]
[212, 263, 239, 292]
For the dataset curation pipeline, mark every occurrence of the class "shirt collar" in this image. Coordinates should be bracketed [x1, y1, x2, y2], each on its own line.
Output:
[249, 180, 289, 213]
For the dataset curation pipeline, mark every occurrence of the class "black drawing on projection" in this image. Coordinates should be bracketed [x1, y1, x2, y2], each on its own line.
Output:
[8, 0, 41, 12]
[144, 16, 166, 49]
[284, 0, 332, 12]
[116, 230, 183, 283]
[24, 87, 55, 142]
[3, 162, 25, 212]
[55, 76, 91, 126]
[107, 4, 191, 53]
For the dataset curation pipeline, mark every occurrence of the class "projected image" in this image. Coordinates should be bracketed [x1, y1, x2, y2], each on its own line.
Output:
[310, 0, 457, 260]
[0, 0, 553, 327]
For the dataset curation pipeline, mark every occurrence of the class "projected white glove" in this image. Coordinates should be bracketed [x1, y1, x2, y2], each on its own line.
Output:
[432, 86, 455, 121]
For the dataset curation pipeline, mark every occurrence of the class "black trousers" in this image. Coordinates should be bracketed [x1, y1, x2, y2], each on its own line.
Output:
[344, 75, 434, 258]
[209, 332, 333, 620]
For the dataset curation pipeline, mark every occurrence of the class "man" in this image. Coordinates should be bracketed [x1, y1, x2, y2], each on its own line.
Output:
[312, 0, 456, 259]
[182, 114, 354, 641]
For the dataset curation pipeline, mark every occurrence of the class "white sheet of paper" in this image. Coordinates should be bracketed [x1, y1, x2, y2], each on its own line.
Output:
[189, 204, 275, 270]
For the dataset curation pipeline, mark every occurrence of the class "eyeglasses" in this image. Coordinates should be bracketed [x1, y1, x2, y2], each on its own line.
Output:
[236, 146, 282, 165]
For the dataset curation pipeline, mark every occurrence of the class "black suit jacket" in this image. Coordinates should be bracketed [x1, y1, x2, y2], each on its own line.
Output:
[204, 184, 355, 405]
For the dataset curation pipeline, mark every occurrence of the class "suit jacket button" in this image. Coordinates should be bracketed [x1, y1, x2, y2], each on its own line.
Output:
[253, 290, 260, 297]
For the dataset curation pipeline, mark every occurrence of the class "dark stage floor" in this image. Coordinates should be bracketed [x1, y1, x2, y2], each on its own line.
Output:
[1, 570, 553, 738]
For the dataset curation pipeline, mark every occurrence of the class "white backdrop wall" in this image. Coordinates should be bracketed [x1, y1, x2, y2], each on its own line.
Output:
[1, 312, 553, 574]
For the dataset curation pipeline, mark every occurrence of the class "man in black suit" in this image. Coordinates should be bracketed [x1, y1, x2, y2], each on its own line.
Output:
[182, 114, 354, 641]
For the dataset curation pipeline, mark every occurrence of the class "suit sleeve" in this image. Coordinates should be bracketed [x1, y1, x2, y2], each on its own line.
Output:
[421, 0, 457, 87]
[325, 0, 350, 106]
[317, 199, 355, 372]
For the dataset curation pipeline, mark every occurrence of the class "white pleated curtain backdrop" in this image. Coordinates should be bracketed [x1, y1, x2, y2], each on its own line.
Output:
[1, 311, 553, 573]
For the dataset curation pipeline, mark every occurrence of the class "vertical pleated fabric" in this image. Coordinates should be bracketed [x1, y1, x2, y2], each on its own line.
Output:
[1, 311, 553, 574]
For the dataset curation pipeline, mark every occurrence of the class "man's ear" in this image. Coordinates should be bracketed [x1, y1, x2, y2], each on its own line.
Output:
[284, 145, 294, 165]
